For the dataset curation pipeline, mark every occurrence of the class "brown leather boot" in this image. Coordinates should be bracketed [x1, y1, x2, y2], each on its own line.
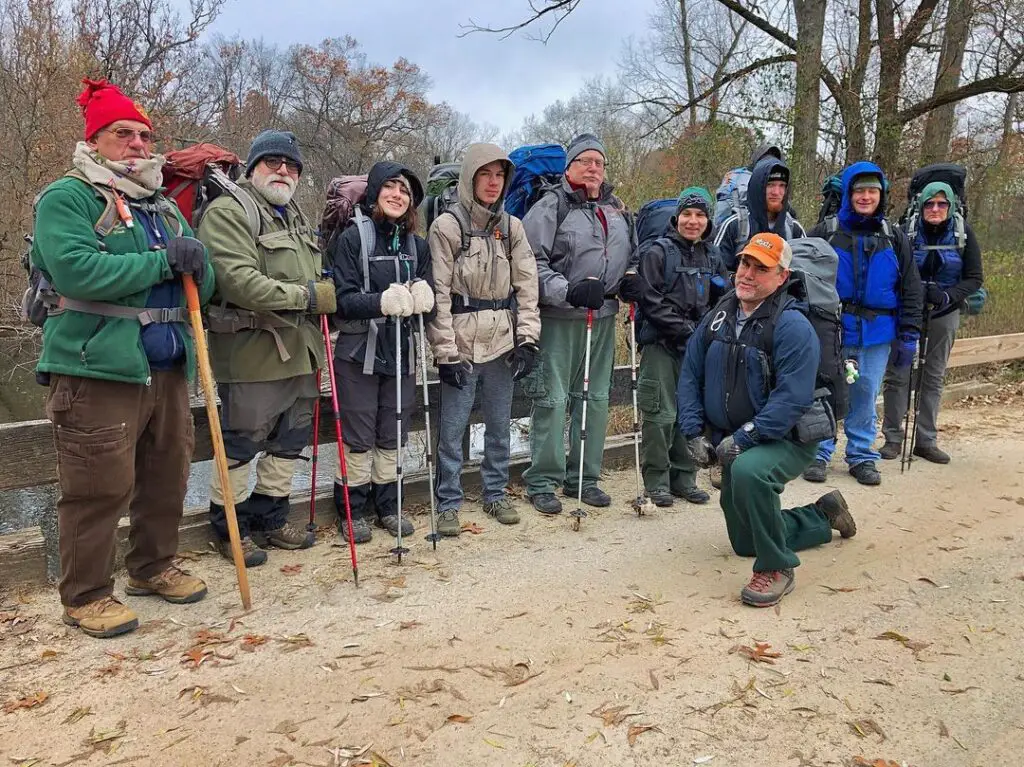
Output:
[125, 565, 208, 604]
[63, 596, 139, 638]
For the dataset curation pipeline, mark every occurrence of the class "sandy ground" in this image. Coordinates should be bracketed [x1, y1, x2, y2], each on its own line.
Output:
[1, 391, 1023, 767]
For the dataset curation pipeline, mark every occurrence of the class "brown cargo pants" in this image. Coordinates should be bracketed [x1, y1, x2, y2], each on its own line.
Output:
[46, 371, 194, 607]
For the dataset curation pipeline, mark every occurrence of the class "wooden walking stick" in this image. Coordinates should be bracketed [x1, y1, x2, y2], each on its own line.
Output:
[183, 274, 252, 610]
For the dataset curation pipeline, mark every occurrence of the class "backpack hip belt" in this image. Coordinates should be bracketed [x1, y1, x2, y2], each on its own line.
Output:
[205, 304, 304, 363]
[450, 293, 514, 315]
[46, 294, 189, 326]
[841, 301, 896, 322]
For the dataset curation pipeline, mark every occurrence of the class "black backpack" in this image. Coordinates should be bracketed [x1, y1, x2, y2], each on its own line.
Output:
[422, 160, 461, 232]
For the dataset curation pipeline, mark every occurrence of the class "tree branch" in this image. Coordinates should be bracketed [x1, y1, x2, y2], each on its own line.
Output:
[898, 71, 1024, 123]
[458, 0, 581, 42]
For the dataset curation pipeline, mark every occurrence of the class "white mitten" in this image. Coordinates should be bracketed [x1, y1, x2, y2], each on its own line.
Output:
[380, 283, 414, 317]
[409, 279, 435, 314]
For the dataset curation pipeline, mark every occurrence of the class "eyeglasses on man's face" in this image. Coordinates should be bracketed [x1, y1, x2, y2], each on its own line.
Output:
[262, 156, 302, 174]
[104, 127, 156, 144]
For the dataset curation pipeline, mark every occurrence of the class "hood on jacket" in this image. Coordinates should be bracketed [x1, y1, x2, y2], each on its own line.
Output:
[837, 160, 888, 231]
[746, 157, 793, 237]
[363, 161, 424, 214]
[749, 142, 783, 169]
[458, 142, 513, 227]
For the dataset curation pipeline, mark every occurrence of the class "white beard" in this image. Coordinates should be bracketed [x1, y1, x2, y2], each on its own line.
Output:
[252, 172, 296, 206]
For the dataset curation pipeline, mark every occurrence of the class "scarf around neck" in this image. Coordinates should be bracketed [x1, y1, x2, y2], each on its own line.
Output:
[72, 141, 166, 200]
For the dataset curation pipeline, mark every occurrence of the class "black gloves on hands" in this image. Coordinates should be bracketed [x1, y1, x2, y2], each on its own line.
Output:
[925, 284, 950, 309]
[508, 342, 540, 381]
[165, 236, 206, 284]
[687, 435, 715, 469]
[617, 270, 643, 303]
[566, 278, 605, 310]
[715, 434, 743, 470]
[437, 360, 474, 390]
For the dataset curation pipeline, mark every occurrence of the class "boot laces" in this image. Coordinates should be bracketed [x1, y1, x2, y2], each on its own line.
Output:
[748, 571, 779, 593]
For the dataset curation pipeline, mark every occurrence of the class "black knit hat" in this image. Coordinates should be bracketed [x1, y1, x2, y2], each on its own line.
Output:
[246, 129, 304, 176]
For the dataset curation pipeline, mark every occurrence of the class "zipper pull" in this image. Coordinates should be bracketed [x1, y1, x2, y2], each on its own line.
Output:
[112, 184, 134, 229]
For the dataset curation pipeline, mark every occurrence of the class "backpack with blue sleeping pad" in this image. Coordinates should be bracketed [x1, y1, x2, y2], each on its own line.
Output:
[504, 144, 566, 220]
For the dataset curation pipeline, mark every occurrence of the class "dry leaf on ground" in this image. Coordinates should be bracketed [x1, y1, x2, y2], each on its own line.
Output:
[3, 692, 48, 714]
[730, 642, 782, 664]
[280, 564, 303, 575]
[627, 723, 662, 746]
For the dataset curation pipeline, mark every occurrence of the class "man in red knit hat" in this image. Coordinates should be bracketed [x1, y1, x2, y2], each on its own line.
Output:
[30, 79, 216, 637]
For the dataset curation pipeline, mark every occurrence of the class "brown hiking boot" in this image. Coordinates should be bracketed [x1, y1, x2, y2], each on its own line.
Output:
[740, 568, 795, 607]
[816, 490, 857, 538]
[218, 536, 268, 568]
[63, 596, 139, 638]
[126, 565, 208, 604]
[265, 522, 315, 550]
[709, 464, 722, 490]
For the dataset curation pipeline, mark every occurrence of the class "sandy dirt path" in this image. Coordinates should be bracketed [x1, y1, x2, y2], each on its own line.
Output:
[1, 391, 1022, 767]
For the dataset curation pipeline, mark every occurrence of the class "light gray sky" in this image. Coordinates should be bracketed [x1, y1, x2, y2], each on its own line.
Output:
[209, 0, 660, 134]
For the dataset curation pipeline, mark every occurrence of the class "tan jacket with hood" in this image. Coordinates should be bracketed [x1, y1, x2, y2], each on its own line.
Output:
[426, 143, 541, 365]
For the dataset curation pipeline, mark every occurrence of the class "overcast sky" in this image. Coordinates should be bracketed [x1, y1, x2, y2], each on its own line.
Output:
[209, 0, 660, 134]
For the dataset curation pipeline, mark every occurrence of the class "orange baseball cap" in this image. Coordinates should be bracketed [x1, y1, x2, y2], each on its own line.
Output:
[739, 232, 792, 269]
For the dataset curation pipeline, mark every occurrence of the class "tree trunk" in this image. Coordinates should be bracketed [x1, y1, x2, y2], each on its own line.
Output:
[919, 0, 973, 164]
[678, 0, 698, 128]
[792, 0, 826, 200]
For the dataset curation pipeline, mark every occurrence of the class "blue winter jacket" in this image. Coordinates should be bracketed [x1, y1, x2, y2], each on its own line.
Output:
[809, 161, 923, 347]
[677, 291, 819, 444]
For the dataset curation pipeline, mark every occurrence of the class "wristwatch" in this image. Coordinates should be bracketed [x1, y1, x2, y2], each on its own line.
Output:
[741, 421, 759, 443]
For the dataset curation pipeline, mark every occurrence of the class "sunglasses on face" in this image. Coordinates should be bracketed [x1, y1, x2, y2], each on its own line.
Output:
[104, 127, 156, 144]
[924, 200, 950, 210]
[263, 156, 302, 174]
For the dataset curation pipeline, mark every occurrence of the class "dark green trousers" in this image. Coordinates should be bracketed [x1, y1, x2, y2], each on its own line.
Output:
[638, 343, 697, 493]
[720, 439, 832, 572]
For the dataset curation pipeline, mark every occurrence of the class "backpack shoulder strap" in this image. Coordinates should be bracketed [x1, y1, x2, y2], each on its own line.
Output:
[446, 205, 473, 254]
[62, 170, 120, 236]
[654, 237, 680, 290]
[953, 212, 966, 250]
[206, 168, 262, 240]
[823, 215, 839, 237]
[737, 207, 750, 244]
[353, 208, 377, 293]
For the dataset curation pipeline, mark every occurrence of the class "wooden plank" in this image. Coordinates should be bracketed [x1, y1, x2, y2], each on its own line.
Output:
[0, 368, 634, 494]
[0, 529, 48, 587]
[947, 332, 1024, 369]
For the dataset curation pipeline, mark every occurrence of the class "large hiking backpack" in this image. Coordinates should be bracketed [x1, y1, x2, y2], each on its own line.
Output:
[817, 174, 843, 224]
[319, 175, 368, 250]
[504, 143, 566, 219]
[714, 167, 751, 228]
[422, 160, 461, 232]
[899, 163, 967, 247]
[635, 198, 677, 247]
[162, 143, 244, 228]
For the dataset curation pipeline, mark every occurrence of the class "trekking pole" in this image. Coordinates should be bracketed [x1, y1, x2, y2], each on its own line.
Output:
[571, 309, 594, 532]
[416, 313, 441, 549]
[391, 313, 410, 562]
[182, 275, 251, 610]
[903, 313, 931, 474]
[320, 313, 359, 586]
[308, 369, 321, 535]
[627, 304, 654, 516]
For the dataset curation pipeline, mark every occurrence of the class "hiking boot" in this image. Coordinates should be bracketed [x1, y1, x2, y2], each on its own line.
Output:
[849, 461, 881, 486]
[265, 522, 315, 550]
[815, 490, 857, 538]
[63, 596, 138, 638]
[437, 509, 462, 537]
[802, 459, 828, 483]
[125, 565, 208, 604]
[671, 486, 710, 504]
[566, 485, 611, 508]
[709, 464, 722, 489]
[879, 441, 902, 460]
[740, 568, 795, 608]
[218, 536, 267, 568]
[648, 489, 674, 508]
[530, 493, 562, 515]
[913, 444, 950, 464]
[483, 497, 520, 525]
[377, 513, 414, 537]
[340, 515, 373, 544]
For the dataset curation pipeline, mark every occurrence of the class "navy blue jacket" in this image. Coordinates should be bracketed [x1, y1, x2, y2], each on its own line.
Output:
[677, 291, 819, 444]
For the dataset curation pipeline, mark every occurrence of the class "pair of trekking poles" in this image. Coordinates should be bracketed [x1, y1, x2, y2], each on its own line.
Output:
[900, 308, 932, 474]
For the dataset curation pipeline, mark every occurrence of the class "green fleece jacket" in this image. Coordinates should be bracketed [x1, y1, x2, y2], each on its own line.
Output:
[32, 175, 216, 384]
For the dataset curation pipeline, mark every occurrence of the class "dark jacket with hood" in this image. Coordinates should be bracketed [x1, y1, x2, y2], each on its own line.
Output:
[329, 161, 433, 376]
[713, 157, 806, 271]
[808, 160, 923, 347]
[634, 214, 728, 352]
[677, 288, 820, 445]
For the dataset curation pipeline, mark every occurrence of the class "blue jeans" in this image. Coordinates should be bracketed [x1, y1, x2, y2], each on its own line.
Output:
[436, 358, 514, 511]
[817, 342, 890, 466]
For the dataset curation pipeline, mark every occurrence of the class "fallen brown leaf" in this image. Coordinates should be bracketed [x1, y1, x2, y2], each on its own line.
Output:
[820, 585, 860, 593]
[398, 621, 422, 630]
[279, 564, 303, 575]
[626, 723, 662, 747]
[460, 522, 485, 534]
[445, 713, 472, 724]
[852, 759, 903, 767]
[3, 691, 48, 714]
[730, 642, 782, 664]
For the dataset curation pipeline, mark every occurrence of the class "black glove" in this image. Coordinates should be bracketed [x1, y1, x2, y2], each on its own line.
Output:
[617, 270, 643, 303]
[925, 284, 950, 309]
[508, 342, 539, 381]
[437, 360, 473, 390]
[715, 434, 743, 470]
[164, 236, 206, 284]
[566, 278, 605, 310]
[687, 435, 715, 469]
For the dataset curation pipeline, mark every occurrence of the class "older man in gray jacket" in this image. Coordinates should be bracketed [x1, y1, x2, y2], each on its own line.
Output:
[521, 133, 638, 515]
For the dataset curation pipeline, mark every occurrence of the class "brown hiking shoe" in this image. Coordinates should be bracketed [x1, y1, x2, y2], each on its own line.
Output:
[126, 565, 208, 604]
[740, 568, 795, 607]
[816, 490, 857, 538]
[265, 522, 315, 550]
[218, 536, 268, 568]
[709, 464, 722, 489]
[63, 596, 139, 638]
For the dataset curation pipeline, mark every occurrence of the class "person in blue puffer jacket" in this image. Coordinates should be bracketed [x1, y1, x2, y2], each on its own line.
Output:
[804, 161, 924, 486]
